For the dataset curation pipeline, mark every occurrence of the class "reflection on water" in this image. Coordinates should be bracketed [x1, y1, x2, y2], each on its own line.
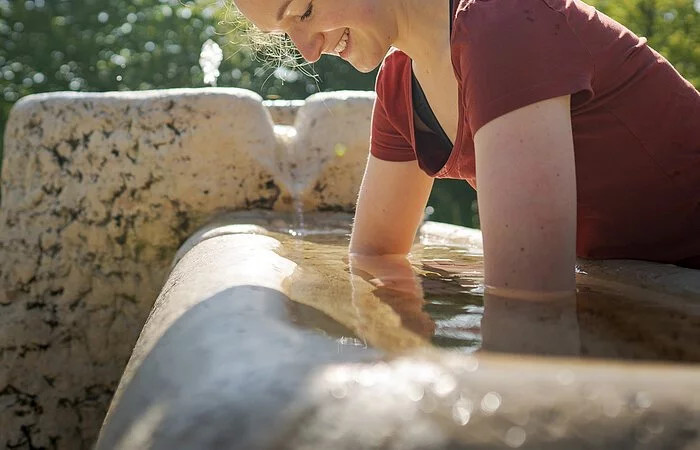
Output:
[270, 226, 700, 364]
[416, 251, 485, 352]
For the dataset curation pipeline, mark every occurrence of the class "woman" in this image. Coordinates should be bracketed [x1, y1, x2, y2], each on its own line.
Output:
[234, 0, 700, 301]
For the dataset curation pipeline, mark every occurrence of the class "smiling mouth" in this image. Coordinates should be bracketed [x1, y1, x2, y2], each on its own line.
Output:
[333, 28, 350, 55]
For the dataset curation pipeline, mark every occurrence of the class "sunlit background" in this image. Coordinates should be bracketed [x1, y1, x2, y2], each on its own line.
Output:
[1, 0, 698, 228]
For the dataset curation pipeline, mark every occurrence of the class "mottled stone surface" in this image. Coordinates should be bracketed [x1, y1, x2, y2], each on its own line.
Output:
[295, 91, 375, 210]
[0, 88, 374, 449]
[265, 91, 375, 211]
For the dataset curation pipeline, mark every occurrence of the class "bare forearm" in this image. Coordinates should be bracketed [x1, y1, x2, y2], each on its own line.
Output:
[349, 155, 433, 256]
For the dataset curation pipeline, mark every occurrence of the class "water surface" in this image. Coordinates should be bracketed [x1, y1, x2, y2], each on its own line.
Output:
[267, 225, 700, 364]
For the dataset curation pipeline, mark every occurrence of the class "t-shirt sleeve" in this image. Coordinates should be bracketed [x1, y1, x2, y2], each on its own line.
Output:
[452, 0, 594, 134]
[370, 54, 417, 162]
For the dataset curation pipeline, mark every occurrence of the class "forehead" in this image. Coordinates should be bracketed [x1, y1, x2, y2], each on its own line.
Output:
[234, 0, 291, 32]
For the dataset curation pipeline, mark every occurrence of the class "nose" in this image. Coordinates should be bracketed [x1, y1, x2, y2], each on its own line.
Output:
[286, 27, 324, 63]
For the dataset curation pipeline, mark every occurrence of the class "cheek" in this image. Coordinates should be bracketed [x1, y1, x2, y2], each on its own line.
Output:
[356, 3, 377, 22]
[337, 0, 376, 25]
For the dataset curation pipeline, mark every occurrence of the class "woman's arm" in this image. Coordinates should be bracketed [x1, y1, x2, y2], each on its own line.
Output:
[474, 95, 577, 298]
[349, 154, 434, 256]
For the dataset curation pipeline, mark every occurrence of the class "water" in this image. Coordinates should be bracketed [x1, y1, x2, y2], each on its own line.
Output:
[259, 221, 700, 364]
[198, 39, 223, 87]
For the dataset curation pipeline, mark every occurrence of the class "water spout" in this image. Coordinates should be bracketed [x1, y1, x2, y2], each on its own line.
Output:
[273, 124, 307, 236]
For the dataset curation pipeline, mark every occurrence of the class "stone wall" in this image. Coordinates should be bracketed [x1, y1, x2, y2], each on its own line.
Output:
[0, 88, 375, 449]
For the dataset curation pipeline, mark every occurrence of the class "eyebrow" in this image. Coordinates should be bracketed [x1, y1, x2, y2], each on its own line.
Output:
[276, 0, 294, 21]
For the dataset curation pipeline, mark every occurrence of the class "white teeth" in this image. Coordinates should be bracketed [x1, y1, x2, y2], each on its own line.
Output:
[333, 29, 349, 54]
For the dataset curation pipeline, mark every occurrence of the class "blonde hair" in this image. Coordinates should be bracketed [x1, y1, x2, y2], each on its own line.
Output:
[223, 2, 302, 67]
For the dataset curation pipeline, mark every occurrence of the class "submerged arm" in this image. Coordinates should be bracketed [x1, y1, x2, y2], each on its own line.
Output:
[474, 95, 577, 298]
[350, 154, 434, 256]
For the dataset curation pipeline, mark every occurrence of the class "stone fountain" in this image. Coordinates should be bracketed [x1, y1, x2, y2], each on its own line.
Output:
[1, 88, 699, 450]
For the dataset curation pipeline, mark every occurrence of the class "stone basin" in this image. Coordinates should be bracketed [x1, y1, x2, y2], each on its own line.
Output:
[1, 88, 699, 449]
[95, 212, 700, 449]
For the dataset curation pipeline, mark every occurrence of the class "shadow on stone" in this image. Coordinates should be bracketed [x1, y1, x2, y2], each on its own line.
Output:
[96, 285, 378, 450]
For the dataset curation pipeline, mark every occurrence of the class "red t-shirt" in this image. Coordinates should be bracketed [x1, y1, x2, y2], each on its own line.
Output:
[370, 0, 700, 268]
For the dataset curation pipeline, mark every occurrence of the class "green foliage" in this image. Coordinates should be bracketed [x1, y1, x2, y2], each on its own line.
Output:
[588, 0, 700, 86]
[0, 0, 375, 163]
[426, 179, 478, 228]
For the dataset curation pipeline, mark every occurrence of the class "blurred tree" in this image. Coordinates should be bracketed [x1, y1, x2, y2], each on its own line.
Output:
[0, 0, 375, 165]
[0, 0, 697, 228]
[588, 0, 699, 87]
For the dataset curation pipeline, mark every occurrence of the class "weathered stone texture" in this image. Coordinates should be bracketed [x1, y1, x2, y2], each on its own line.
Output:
[0, 88, 374, 449]
[294, 91, 375, 211]
[262, 99, 304, 126]
[261, 91, 375, 211]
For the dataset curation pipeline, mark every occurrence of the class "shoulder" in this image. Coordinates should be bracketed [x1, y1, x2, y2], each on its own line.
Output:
[450, 0, 593, 67]
[450, 0, 595, 133]
[375, 48, 411, 97]
[452, 0, 575, 39]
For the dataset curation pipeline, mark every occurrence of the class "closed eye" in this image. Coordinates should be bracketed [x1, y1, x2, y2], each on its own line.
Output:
[300, 2, 313, 21]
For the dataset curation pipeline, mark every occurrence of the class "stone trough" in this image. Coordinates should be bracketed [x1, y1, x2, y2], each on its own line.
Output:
[1, 88, 698, 449]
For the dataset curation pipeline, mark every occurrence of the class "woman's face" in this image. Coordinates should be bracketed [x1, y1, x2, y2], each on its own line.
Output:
[234, 0, 394, 72]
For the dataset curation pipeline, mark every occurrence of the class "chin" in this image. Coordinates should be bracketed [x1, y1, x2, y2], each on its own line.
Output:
[349, 55, 385, 73]
[352, 63, 379, 73]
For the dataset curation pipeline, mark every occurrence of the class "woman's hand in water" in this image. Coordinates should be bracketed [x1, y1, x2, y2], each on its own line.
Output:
[348, 253, 424, 298]
[348, 253, 435, 338]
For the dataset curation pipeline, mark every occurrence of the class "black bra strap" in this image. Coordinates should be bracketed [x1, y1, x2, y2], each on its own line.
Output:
[412, 77, 453, 151]
[408, 0, 457, 174]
